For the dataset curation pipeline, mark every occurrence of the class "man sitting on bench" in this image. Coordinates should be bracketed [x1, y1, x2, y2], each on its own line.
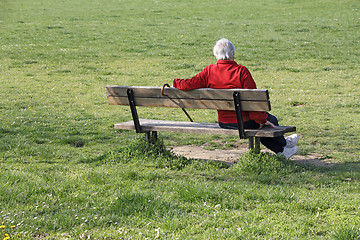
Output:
[173, 38, 299, 159]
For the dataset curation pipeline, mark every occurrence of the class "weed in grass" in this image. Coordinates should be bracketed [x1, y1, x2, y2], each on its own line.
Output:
[230, 150, 301, 176]
[83, 136, 193, 170]
[0, 222, 21, 240]
[62, 137, 85, 148]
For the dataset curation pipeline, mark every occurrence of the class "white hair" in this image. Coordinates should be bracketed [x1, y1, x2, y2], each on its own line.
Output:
[213, 38, 235, 60]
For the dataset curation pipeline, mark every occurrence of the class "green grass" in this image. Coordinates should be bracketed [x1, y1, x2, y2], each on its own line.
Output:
[1, 0, 360, 239]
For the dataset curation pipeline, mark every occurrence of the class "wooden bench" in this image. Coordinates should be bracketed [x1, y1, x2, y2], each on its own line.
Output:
[106, 85, 296, 152]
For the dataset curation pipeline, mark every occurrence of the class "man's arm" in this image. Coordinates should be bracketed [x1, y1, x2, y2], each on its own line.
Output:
[173, 66, 209, 90]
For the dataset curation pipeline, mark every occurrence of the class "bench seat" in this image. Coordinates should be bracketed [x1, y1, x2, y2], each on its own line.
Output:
[115, 119, 296, 138]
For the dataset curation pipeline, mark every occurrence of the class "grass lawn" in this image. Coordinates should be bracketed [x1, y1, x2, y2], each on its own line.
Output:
[0, 0, 359, 239]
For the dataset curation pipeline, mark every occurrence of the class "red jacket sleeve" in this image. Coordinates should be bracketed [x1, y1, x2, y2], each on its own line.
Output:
[173, 66, 210, 90]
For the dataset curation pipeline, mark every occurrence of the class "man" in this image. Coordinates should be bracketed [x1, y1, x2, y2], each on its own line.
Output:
[173, 38, 299, 159]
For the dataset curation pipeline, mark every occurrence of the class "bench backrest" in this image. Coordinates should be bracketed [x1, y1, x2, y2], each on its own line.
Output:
[106, 86, 271, 112]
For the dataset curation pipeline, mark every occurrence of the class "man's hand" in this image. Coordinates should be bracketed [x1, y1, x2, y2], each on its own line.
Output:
[259, 120, 276, 129]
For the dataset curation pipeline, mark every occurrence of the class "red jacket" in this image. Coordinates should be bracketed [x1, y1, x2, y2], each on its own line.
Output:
[173, 60, 267, 124]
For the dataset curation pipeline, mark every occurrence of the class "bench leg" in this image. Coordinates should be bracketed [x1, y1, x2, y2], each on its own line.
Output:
[248, 137, 261, 153]
[248, 137, 254, 149]
[145, 131, 158, 143]
[254, 137, 260, 153]
[152, 131, 158, 141]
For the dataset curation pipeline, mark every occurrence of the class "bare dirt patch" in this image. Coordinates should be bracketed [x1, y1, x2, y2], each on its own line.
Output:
[170, 145, 334, 167]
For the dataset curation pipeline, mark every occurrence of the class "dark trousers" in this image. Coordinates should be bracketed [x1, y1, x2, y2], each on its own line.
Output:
[219, 113, 286, 153]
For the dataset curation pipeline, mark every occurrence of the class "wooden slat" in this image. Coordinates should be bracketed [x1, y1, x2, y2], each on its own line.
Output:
[106, 86, 271, 111]
[114, 119, 296, 138]
[106, 85, 269, 101]
[107, 96, 270, 111]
